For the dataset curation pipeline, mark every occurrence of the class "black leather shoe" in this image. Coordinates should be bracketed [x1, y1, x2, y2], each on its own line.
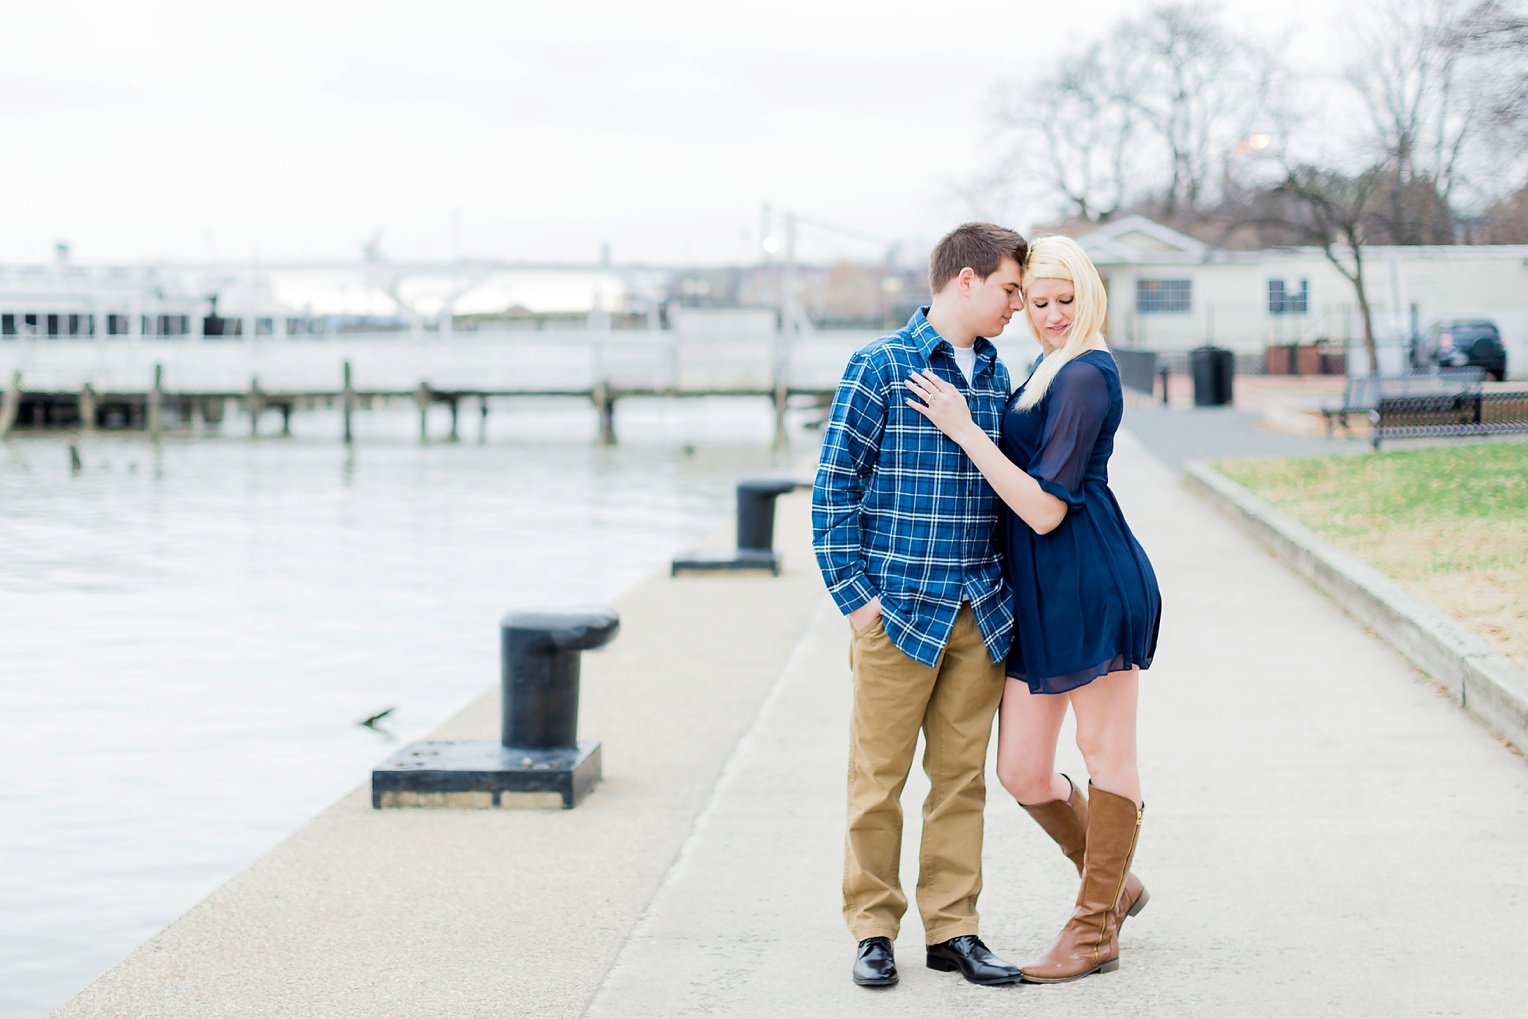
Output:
[852, 936, 898, 987]
[926, 935, 1022, 985]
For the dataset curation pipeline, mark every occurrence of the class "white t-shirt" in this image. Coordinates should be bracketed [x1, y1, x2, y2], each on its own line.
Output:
[951, 343, 977, 383]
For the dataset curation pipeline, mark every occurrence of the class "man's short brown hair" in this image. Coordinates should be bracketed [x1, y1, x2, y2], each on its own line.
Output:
[928, 222, 1029, 294]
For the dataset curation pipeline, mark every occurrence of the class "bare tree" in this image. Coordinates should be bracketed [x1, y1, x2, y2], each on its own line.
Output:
[1251, 167, 1384, 373]
[987, 2, 1283, 225]
[1109, 2, 1280, 218]
[1452, 1, 1528, 153]
[989, 45, 1138, 223]
[1345, 0, 1528, 241]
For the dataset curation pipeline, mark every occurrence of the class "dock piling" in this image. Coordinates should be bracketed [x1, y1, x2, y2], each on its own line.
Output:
[79, 384, 97, 434]
[772, 380, 789, 450]
[479, 395, 489, 444]
[342, 361, 356, 444]
[1, 371, 22, 439]
[447, 397, 459, 442]
[414, 382, 432, 442]
[147, 364, 164, 439]
[247, 378, 265, 437]
[593, 381, 616, 446]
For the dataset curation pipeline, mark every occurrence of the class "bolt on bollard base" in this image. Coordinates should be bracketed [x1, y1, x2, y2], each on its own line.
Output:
[372, 608, 618, 810]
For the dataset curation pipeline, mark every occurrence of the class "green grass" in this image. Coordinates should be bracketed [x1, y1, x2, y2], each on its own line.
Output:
[1215, 441, 1528, 666]
[1217, 443, 1527, 569]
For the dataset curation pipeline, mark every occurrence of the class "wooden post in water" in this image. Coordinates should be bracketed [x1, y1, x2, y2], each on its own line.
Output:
[414, 382, 432, 442]
[247, 377, 265, 437]
[773, 380, 789, 451]
[592, 380, 616, 446]
[279, 403, 292, 436]
[0, 371, 21, 439]
[478, 394, 490, 444]
[342, 361, 356, 444]
[80, 383, 97, 434]
[447, 396, 460, 442]
[147, 364, 164, 439]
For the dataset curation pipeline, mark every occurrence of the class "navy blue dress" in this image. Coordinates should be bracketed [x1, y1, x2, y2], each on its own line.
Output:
[1000, 350, 1161, 694]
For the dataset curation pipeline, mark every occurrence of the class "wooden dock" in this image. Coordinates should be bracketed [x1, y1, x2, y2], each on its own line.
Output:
[0, 363, 836, 446]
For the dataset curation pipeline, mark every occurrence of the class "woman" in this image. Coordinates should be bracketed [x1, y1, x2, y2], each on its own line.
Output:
[902, 234, 1160, 983]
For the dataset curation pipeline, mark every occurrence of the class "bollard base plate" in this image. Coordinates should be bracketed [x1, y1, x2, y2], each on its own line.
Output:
[371, 739, 601, 810]
[670, 548, 780, 576]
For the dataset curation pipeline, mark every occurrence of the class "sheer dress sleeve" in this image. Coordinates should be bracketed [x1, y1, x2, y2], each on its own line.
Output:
[1026, 360, 1108, 509]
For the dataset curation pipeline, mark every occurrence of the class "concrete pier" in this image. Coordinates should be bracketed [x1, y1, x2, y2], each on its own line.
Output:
[52, 432, 1528, 1018]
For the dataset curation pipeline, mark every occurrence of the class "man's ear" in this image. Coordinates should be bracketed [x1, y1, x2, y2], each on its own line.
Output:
[957, 267, 976, 295]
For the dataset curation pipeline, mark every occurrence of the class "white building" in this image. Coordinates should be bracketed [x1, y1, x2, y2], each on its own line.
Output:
[1073, 215, 1528, 376]
[0, 260, 670, 342]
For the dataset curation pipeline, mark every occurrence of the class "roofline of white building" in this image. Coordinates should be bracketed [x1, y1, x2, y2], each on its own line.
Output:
[1072, 214, 1528, 266]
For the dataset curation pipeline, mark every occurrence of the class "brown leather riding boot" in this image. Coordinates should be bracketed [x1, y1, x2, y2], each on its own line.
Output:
[1020, 785, 1144, 983]
[1019, 776, 1149, 927]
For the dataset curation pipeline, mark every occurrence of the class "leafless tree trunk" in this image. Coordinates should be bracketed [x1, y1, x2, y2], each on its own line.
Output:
[1260, 168, 1383, 374]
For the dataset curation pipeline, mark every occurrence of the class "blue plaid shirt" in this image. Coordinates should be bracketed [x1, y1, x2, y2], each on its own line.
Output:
[812, 308, 1014, 666]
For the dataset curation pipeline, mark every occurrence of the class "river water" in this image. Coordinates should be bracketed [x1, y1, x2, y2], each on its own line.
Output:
[0, 398, 804, 1018]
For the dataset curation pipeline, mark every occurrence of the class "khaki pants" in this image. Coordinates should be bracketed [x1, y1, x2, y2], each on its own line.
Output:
[843, 603, 1005, 943]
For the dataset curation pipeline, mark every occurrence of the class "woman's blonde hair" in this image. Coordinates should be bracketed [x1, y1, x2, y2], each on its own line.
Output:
[1015, 235, 1109, 410]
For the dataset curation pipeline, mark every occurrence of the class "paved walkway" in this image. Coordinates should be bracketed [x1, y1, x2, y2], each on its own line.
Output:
[55, 428, 1528, 1018]
[1124, 405, 1367, 472]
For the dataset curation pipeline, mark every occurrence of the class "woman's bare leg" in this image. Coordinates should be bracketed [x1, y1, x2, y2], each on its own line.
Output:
[1068, 667, 1141, 806]
[994, 678, 1072, 805]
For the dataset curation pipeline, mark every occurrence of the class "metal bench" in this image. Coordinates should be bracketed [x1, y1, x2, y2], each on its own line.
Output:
[1370, 389, 1528, 450]
[1322, 368, 1484, 438]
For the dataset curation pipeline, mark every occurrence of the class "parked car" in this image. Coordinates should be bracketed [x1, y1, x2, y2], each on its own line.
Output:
[1416, 320, 1508, 380]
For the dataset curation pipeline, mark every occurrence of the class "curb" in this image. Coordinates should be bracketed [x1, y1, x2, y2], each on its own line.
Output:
[1183, 460, 1528, 753]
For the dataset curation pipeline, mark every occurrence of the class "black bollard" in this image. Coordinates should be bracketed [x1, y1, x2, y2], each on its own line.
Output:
[500, 609, 619, 749]
[672, 475, 802, 576]
[372, 607, 619, 809]
[736, 476, 798, 552]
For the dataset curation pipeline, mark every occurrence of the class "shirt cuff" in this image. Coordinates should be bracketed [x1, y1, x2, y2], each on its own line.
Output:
[829, 573, 879, 616]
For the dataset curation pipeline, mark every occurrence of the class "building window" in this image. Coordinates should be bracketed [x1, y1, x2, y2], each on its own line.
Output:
[1268, 278, 1309, 315]
[1136, 278, 1191, 314]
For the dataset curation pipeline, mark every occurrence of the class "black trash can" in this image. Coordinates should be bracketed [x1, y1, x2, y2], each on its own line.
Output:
[1190, 345, 1234, 407]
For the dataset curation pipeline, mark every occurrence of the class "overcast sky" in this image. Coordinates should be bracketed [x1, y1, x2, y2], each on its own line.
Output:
[1, 0, 1349, 267]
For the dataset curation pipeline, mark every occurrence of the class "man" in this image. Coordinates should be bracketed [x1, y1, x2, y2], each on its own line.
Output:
[812, 222, 1028, 989]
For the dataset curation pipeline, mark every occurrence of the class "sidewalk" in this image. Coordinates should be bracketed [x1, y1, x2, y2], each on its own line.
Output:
[55, 430, 1528, 1017]
[584, 430, 1528, 1017]
[1123, 404, 1368, 473]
